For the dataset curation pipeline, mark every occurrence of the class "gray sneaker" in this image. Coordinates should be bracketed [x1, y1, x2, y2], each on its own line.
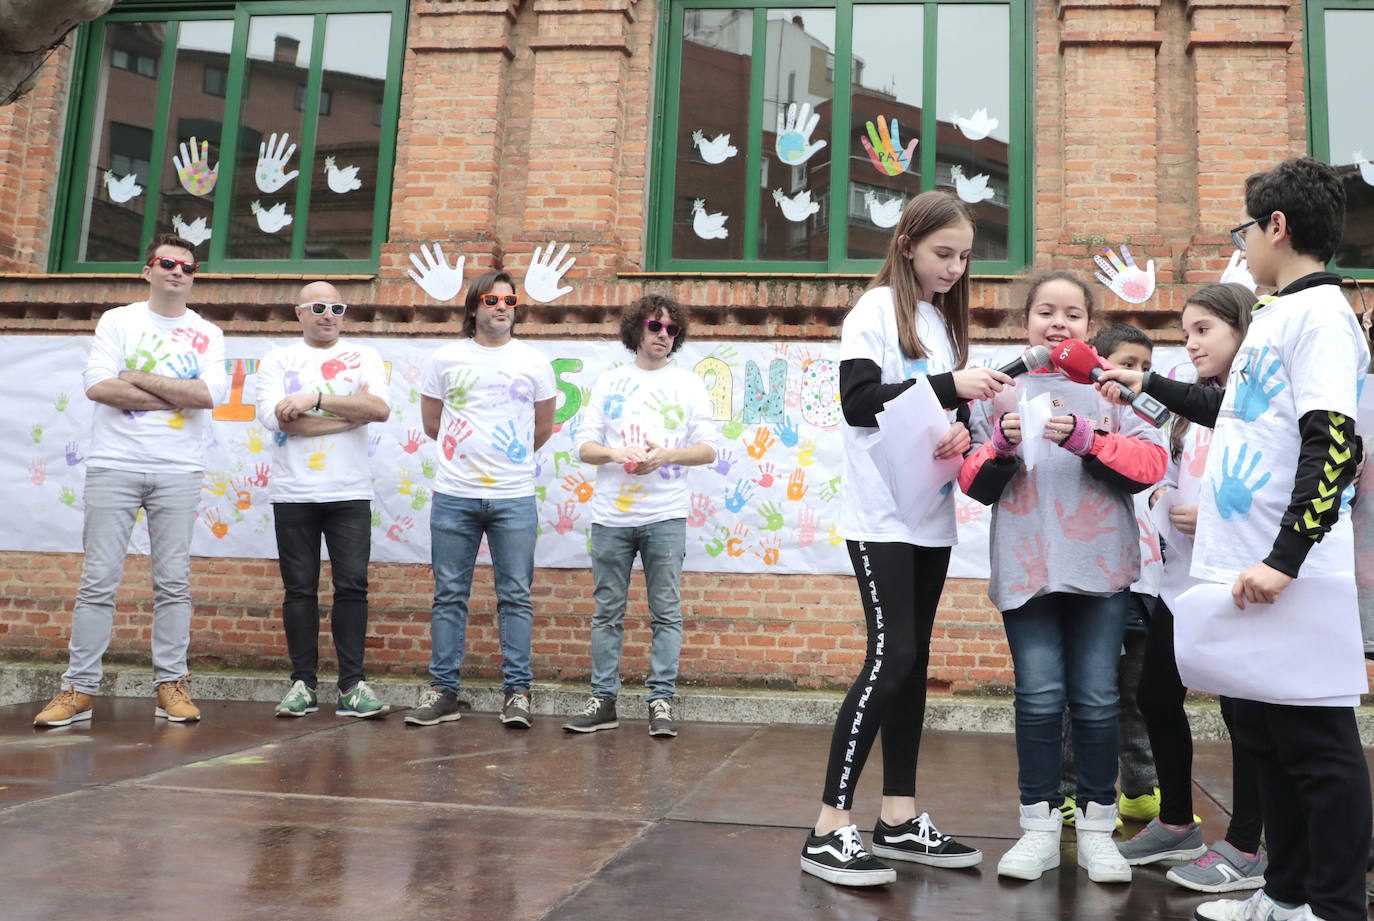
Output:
[500, 691, 532, 728]
[1167, 840, 1266, 893]
[648, 698, 677, 738]
[1115, 818, 1208, 865]
[563, 696, 617, 733]
[404, 686, 461, 726]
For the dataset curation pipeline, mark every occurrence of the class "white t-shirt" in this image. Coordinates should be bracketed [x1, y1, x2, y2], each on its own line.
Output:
[1192, 284, 1369, 582]
[420, 337, 556, 499]
[576, 362, 718, 526]
[837, 287, 959, 546]
[254, 339, 391, 503]
[81, 301, 229, 475]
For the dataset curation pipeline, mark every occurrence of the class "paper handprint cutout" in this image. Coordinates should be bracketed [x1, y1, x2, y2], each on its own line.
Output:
[250, 200, 293, 234]
[103, 171, 143, 203]
[951, 108, 999, 141]
[772, 188, 819, 223]
[324, 156, 362, 194]
[1219, 250, 1257, 293]
[691, 198, 729, 239]
[861, 116, 917, 176]
[255, 132, 299, 194]
[172, 214, 211, 246]
[523, 242, 576, 304]
[408, 243, 465, 302]
[692, 130, 737, 165]
[863, 190, 904, 228]
[1355, 151, 1374, 186]
[950, 165, 994, 203]
[173, 137, 219, 197]
[1094, 246, 1156, 304]
[774, 102, 827, 166]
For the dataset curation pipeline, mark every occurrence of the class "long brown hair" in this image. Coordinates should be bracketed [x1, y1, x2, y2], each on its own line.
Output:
[1169, 282, 1254, 460]
[868, 191, 974, 370]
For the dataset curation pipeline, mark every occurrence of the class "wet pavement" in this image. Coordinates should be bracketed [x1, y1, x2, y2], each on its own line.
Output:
[0, 697, 1370, 920]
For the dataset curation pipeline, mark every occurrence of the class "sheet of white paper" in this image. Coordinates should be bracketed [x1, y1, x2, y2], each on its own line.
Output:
[864, 378, 964, 529]
[1153, 496, 1200, 614]
[1150, 488, 1188, 549]
[1017, 391, 1055, 470]
[1359, 374, 1374, 435]
[1173, 575, 1368, 707]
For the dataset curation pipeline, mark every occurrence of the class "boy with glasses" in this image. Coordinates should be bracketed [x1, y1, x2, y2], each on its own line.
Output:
[255, 281, 393, 719]
[562, 294, 717, 737]
[34, 233, 228, 727]
[409, 271, 556, 728]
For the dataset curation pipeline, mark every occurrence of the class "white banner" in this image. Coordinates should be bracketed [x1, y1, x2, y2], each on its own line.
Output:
[1, 335, 1194, 578]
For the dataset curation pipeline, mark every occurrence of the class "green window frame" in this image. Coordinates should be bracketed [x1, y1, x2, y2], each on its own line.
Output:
[1304, 0, 1374, 278]
[647, 0, 1031, 274]
[52, 0, 409, 275]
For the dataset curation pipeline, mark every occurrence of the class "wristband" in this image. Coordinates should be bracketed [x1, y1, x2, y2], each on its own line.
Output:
[1060, 413, 1096, 456]
[314, 393, 322, 412]
[991, 414, 1017, 456]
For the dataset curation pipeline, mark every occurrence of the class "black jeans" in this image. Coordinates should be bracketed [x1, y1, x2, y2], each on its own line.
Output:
[273, 500, 372, 692]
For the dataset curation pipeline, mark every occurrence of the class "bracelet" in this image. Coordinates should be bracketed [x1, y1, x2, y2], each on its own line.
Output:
[314, 393, 322, 412]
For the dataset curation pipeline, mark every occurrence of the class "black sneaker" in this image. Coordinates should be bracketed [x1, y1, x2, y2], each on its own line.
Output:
[403, 686, 461, 726]
[648, 698, 677, 737]
[871, 813, 983, 868]
[562, 696, 617, 733]
[800, 824, 896, 886]
[500, 691, 532, 728]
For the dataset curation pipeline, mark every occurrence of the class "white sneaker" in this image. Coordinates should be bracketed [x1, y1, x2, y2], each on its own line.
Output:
[1192, 889, 1311, 921]
[997, 801, 1062, 880]
[1075, 801, 1131, 883]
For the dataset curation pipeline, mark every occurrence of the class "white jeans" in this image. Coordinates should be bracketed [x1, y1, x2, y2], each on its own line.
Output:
[62, 467, 201, 693]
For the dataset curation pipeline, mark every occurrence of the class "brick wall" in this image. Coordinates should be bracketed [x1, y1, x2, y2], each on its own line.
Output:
[0, 0, 1349, 694]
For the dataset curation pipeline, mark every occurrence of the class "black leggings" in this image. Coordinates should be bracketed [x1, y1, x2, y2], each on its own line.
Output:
[1136, 602, 1262, 851]
[820, 541, 951, 810]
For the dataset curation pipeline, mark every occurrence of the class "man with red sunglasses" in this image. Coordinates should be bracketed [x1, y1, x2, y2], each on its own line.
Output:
[562, 294, 717, 738]
[35, 233, 228, 728]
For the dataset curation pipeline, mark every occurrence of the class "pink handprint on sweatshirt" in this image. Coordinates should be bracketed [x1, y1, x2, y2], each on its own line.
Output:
[1055, 486, 1119, 541]
[1000, 472, 1039, 517]
[1009, 534, 1051, 596]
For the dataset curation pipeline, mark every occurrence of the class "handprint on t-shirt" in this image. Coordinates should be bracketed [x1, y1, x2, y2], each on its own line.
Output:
[170, 353, 200, 379]
[1187, 427, 1213, 479]
[1009, 534, 1051, 596]
[1055, 486, 1118, 541]
[171, 327, 210, 355]
[1001, 472, 1039, 516]
[1231, 346, 1286, 423]
[442, 417, 473, 460]
[445, 369, 479, 411]
[1097, 544, 1136, 591]
[307, 439, 333, 470]
[646, 392, 684, 431]
[321, 351, 361, 382]
[602, 379, 640, 421]
[658, 463, 685, 481]
[125, 332, 169, 372]
[1213, 443, 1270, 521]
[493, 421, 529, 463]
[1138, 515, 1162, 566]
[615, 483, 646, 512]
[486, 372, 533, 408]
[724, 478, 754, 513]
[469, 458, 498, 487]
[620, 424, 650, 473]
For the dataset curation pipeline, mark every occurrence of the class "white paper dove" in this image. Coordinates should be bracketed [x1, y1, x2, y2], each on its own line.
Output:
[171, 214, 212, 247]
[950, 165, 995, 204]
[103, 170, 143, 203]
[692, 130, 737, 165]
[255, 132, 299, 194]
[324, 156, 362, 194]
[524, 242, 576, 303]
[951, 108, 999, 141]
[691, 198, 729, 239]
[863, 190, 904, 229]
[250, 200, 293, 234]
[772, 188, 819, 223]
[407, 243, 465, 302]
[1355, 151, 1374, 187]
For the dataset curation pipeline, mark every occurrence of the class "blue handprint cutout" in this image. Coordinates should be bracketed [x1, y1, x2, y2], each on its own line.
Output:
[493, 421, 528, 463]
[170, 353, 200, 379]
[772, 415, 799, 448]
[724, 478, 754, 513]
[1231, 346, 1286, 423]
[1213, 443, 1271, 521]
[602, 379, 640, 421]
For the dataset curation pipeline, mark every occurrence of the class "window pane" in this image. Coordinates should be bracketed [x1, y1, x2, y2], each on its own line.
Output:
[304, 12, 391, 260]
[78, 22, 167, 262]
[227, 14, 315, 260]
[847, 5, 923, 260]
[758, 9, 834, 261]
[934, 3, 1010, 261]
[671, 9, 752, 261]
[1324, 9, 1374, 270]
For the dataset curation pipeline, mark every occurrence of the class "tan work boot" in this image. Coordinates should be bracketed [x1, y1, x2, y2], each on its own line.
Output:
[155, 676, 201, 722]
[34, 686, 94, 727]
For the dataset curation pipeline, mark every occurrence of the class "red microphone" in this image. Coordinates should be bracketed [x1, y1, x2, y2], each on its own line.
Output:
[1047, 338, 1170, 427]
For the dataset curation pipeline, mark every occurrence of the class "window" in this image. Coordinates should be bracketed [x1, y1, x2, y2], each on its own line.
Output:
[53, 1, 407, 273]
[1305, 0, 1374, 276]
[648, 0, 1029, 273]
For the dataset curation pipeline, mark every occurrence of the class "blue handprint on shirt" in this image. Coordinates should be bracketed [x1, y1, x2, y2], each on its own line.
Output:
[170, 353, 200, 379]
[603, 379, 640, 421]
[724, 478, 754, 513]
[493, 421, 528, 463]
[902, 357, 930, 380]
[1213, 443, 1271, 521]
[1231, 346, 1286, 423]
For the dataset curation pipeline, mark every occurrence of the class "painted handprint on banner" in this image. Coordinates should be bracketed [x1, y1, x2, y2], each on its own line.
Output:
[411, 487, 430, 511]
[255, 132, 299, 193]
[775, 102, 827, 165]
[860, 115, 917, 176]
[1055, 487, 1118, 541]
[1231, 346, 1286, 423]
[562, 472, 594, 503]
[745, 425, 775, 459]
[546, 500, 580, 535]
[687, 492, 716, 528]
[753, 535, 781, 566]
[203, 509, 229, 539]
[825, 522, 842, 545]
[1093, 246, 1156, 304]
[244, 425, 265, 454]
[702, 525, 729, 557]
[250, 463, 270, 488]
[798, 439, 817, 467]
[1213, 443, 1270, 521]
[724, 478, 754, 513]
[753, 463, 777, 488]
[725, 523, 749, 557]
[786, 469, 808, 501]
[1010, 534, 1051, 595]
[386, 515, 414, 542]
[173, 137, 218, 197]
[28, 457, 45, 485]
[796, 508, 819, 547]
[757, 501, 784, 531]
[710, 448, 734, 476]
[772, 415, 799, 449]
[818, 475, 841, 502]
[523, 242, 576, 304]
[399, 429, 424, 454]
[64, 442, 84, 466]
[408, 244, 465, 303]
[397, 468, 414, 495]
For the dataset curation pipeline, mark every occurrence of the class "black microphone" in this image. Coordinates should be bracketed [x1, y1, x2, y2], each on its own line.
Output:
[995, 345, 1051, 379]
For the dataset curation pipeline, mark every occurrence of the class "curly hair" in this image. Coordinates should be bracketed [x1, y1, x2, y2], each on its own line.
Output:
[620, 293, 688, 355]
[143, 232, 198, 264]
[462, 270, 517, 339]
[1244, 156, 1346, 264]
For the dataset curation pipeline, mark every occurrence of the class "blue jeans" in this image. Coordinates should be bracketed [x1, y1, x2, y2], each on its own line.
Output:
[589, 519, 686, 701]
[428, 492, 537, 694]
[1002, 591, 1129, 806]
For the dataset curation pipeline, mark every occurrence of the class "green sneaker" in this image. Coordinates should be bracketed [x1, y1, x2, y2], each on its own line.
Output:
[337, 680, 390, 719]
[1118, 787, 1161, 822]
[274, 680, 318, 718]
[1060, 796, 1076, 827]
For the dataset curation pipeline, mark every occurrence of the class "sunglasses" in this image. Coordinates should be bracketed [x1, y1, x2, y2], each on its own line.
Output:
[147, 256, 199, 274]
[300, 302, 347, 316]
[645, 319, 681, 338]
[480, 294, 519, 308]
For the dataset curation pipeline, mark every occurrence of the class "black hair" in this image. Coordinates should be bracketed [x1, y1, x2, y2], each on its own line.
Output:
[1090, 323, 1153, 360]
[620, 293, 688, 355]
[144, 232, 197, 264]
[1244, 156, 1346, 264]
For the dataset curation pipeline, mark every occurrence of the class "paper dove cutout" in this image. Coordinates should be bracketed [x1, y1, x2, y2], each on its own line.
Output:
[950, 165, 995, 203]
[951, 108, 999, 141]
[772, 188, 820, 223]
[1355, 151, 1374, 187]
[250, 200, 293, 234]
[524, 242, 576, 303]
[691, 198, 729, 239]
[407, 243, 465, 302]
[692, 130, 738, 165]
[863, 190, 904, 229]
[103, 170, 143, 203]
[171, 214, 211, 247]
[324, 155, 362, 194]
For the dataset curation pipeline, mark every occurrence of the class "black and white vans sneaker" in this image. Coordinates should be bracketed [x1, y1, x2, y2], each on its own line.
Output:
[872, 813, 983, 868]
[800, 824, 897, 886]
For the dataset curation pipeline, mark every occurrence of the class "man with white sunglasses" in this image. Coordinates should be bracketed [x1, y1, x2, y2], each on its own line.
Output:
[255, 281, 392, 719]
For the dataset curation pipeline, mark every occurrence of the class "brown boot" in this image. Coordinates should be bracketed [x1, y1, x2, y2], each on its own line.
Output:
[34, 686, 94, 727]
[155, 676, 201, 722]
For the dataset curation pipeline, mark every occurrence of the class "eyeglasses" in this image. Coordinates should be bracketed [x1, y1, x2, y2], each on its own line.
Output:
[645, 319, 681, 338]
[480, 294, 519, 308]
[147, 256, 199, 275]
[300, 302, 347, 316]
[1229, 217, 1270, 252]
